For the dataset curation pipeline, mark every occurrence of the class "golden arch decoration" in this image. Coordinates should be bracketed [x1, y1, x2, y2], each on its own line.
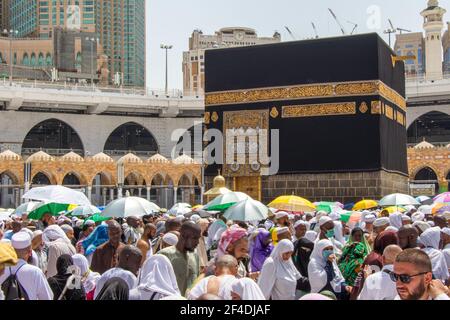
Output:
[31, 171, 57, 185]
[0, 170, 21, 185]
[410, 165, 441, 181]
[60, 171, 89, 186]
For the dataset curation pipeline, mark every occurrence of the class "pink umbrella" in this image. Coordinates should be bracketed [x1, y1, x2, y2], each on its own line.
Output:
[437, 205, 450, 215]
[433, 192, 450, 204]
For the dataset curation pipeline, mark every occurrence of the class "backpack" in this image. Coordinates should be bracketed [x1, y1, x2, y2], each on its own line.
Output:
[1, 264, 29, 300]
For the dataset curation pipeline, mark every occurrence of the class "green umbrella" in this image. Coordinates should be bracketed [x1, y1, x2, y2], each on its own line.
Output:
[204, 192, 251, 212]
[339, 211, 352, 223]
[28, 203, 76, 220]
[87, 214, 111, 223]
[315, 202, 340, 214]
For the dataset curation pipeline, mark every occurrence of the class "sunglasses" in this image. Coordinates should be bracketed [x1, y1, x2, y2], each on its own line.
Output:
[389, 271, 429, 284]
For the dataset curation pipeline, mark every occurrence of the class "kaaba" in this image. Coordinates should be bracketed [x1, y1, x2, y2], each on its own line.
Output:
[204, 33, 409, 204]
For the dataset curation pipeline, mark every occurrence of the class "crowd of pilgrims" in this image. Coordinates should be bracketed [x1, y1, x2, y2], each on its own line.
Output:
[0, 207, 449, 301]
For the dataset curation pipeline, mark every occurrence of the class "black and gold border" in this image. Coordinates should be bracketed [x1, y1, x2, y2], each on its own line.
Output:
[282, 102, 356, 118]
[205, 80, 406, 111]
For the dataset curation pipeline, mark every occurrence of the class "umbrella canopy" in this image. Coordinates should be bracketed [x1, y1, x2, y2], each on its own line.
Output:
[268, 195, 316, 213]
[28, 203, 78, 220]
[101, 197, 160, 218]
[433, 192, 450, 204]
[13, 201, 42, 216]
[0, 212, 12, 222]
[435, 205, 450, 215]
[87, 214, 111, 223]
[352, 200, 378, 211]
[415, 196, 431, 204]
[431, 203, 449, 215]
[418, 205, 433, 215]
[314, 202, 342, 214]
[203, 192, 251, 212]
[168, 203, 192, 216]
[382, 206, 407, 214]
[23, 185, 91, 206]
[67, 205, 101, 217]
[223, 198, 269, 222]
[378, 193, 420, 207]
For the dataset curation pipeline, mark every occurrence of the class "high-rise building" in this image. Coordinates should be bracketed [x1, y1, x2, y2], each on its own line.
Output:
[8, 0, 146, 87]
[96, 0, 146, 87]
[9, 0, 95, 38]
[395, 0, 449, 80]
[183, 28, 281, 95]
[0, 0, 10, 32]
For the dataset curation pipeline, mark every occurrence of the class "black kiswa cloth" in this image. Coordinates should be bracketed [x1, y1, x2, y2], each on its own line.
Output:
[204, 33, 407, 176]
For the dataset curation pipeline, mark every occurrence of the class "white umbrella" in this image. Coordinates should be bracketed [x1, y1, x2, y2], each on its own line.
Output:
[379, 193, 420, 207]
[13, 201, 42, 216]
[223, 198, 269, 222]
[168, 203, 192, 216]
[102, 197, 160, 218]
[23, 185, 91, 206]
[204, 192, 251, 211]
[68, 205, 101, 217]
[0, 212, 12, 222]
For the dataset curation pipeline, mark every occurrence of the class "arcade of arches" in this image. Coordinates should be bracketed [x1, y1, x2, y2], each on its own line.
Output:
[408, 142, 450, 195]
[0, 150, 201, 209]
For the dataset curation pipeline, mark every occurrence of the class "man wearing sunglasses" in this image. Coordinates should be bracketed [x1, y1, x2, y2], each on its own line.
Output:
[393, 249, 449, 300]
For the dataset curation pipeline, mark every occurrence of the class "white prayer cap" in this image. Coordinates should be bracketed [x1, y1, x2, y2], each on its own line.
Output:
[373, 217, 390, 227]
[11, 232, 31, 250]
[402, 215, 412, 222]
[363, 214, 376, 223]
[174, 215, 185, 223]
[32, 230, 43, 239]
[288, 214, 295, 220]
[427, 221, 435, 227]
[276, 227, 289, 235]
[411, 212, 425, 223]
[19, 228, 33, 240]
[75, 220, 84, 228]
[162, 233, 178, 246]
[275, 211, 289, 220]
[84, 220, 95, 227]
[385, 226, 398, 232]
[329, 212, 341, 221]
[57, 215, 71, 225]
[305, 230, 318, 242]
[318, 216, 333, 227]
[413, 221, 431, 233]
[60, 224, 74, 234]
[294, 220, 310, 230]
[441, 227, 450, 236]
[190, 214, 201, 223]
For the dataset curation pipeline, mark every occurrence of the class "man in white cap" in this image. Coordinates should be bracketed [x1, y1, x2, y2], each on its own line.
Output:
[373, 217, 390, 236]
[441, 227, 450, 273]
[293, 220, 310, 242]
[0, 233, 53, 300]
[161, 232, 179, 249]
[402, 215, 412, 226]
[412, 212, 425, 223]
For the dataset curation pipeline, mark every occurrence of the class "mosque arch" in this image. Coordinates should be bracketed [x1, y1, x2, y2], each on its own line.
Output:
[21, 119, 84, 156]
[407, 111, 450, 144]
[103, 122, 159, 156]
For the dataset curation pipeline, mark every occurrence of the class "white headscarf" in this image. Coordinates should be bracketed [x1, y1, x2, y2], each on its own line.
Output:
[257, 239, 300, 300]
[72, 254, 101, 293]
[138, 254, 180, 297]
[412, 212, 425, 223]
[231, 278, 265, 300]
[305, 230, 318, 242]
[333, 221, 346, 246]
[413, 221, 431, 234]
[389, 212, 403, 229]
[419, 227, 450, 281]
[308, 239, 345, 293]
[42, 225, 71, 244]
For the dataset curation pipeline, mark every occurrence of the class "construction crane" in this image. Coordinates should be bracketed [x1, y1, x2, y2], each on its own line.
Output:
[328, 8, 346, 35]
[347, 21, 358, 35]
[397, 27, 412, 34]
[311, 22, 319, 39]
[384, 19, 397, 47]
[285, 26, 297, 40]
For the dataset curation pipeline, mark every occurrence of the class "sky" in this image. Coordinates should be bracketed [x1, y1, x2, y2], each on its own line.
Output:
[146, 0, 450, 90]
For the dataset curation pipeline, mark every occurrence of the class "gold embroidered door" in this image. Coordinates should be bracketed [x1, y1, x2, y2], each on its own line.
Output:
[234, 176, 261, 201]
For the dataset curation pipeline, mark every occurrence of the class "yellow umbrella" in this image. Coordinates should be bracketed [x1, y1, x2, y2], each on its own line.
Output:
[268, 195, 316, 213]
[383, 206, 407, 214]
[352, 200, 378, 211]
